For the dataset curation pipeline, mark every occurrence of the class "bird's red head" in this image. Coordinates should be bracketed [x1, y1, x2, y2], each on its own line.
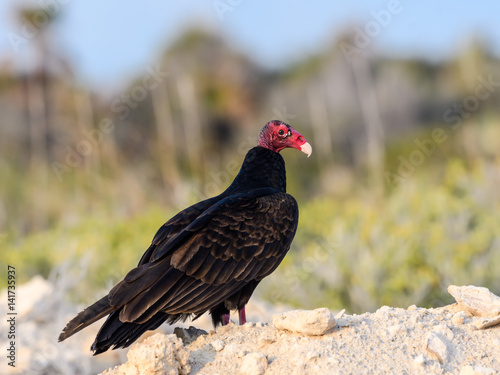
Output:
[257, 120, 312, 157]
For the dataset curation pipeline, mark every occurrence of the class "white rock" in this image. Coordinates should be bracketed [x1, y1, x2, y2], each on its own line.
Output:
[306, 350, 320, 361]
[223, 343, 240, 355]
[413, 354, 426, 368]
[460, 365, 497, 375]
[335, 309, 346, 319]
[448, 285, 500, 317]
[327, 356, 340, 366]
[99, 333, 190, 375]
[240, 352, 268, 375]
[433, 325, 454, 340]
[493, 338, 500, 349]
[452, 311, 468, 325]
[211, 340, 225, 352]
[388, 323, 407, 337]
[471, 315, 500, 330]
[425, 332, 449, 364]
[378, 305, 392, 313]
[272, 308, 336, 336]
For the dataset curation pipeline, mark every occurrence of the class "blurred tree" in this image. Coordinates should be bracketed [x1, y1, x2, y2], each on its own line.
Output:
[1, 25, 500, 235]
[18, 6, 58, 229]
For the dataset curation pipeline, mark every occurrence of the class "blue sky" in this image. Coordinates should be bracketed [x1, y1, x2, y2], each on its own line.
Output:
[1, 1, 499, 90]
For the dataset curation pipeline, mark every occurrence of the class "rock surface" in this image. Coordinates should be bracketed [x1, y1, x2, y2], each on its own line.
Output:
[460, 365, 498, 375]
[101, 334, 190, 375]
[272, 307, 336, 335]
[240, 352, 268, 375]
[0, 275, 126, 374]
[174, 326, 208, 345]
[2, 277, 500, 374]
[448, 285, 500, 317]
[100, 302, 500, 374]
[425, 331, 450, 364]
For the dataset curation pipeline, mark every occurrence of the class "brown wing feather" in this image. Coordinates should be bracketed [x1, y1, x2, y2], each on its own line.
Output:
[137, 196, 220, 265]
[115, 189, 298, 323]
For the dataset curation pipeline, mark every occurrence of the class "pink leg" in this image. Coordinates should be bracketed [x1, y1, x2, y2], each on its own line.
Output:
[222, 313, 230, 326]
[238, 307, 246, 325]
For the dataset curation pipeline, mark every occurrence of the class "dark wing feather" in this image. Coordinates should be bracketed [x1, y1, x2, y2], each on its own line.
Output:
[59, 188, 297, 344]
[115, 188, 298, 323]
[137, 196, 220, 265]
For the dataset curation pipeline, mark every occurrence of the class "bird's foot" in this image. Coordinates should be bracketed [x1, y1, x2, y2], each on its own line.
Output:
[222, 313, 230, 326]
[238, 307, 246, 325]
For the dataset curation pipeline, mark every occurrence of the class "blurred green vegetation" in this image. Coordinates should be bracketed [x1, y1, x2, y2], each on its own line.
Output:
[263, 157, 500, 313]
[2, 18, 500, 313]
[3, 155, 500, 313]
[1, 205, 175, 301]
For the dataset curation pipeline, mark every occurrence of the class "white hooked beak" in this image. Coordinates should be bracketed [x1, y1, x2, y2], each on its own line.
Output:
[300, 142, 312, 157]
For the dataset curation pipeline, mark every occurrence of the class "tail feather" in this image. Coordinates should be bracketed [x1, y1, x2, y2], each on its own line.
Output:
[59, 295, 114, 342]
[209, 302, 229, 327]
[91, 310, 190, 355]
[59, 293, 195, 354]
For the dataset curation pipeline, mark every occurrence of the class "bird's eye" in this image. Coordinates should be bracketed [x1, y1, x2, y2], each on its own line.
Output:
[278, 129, 285, 136]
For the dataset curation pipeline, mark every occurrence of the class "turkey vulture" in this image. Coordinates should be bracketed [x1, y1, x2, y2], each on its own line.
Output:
[59, 120, 312, 354]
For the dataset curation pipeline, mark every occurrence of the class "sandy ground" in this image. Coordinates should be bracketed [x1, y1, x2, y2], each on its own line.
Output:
[102, 303, 500, 375]
[1, 277, 499, 374]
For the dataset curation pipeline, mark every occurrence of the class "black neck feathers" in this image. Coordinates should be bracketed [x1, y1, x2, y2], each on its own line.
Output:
[225, 147, 287, 194]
